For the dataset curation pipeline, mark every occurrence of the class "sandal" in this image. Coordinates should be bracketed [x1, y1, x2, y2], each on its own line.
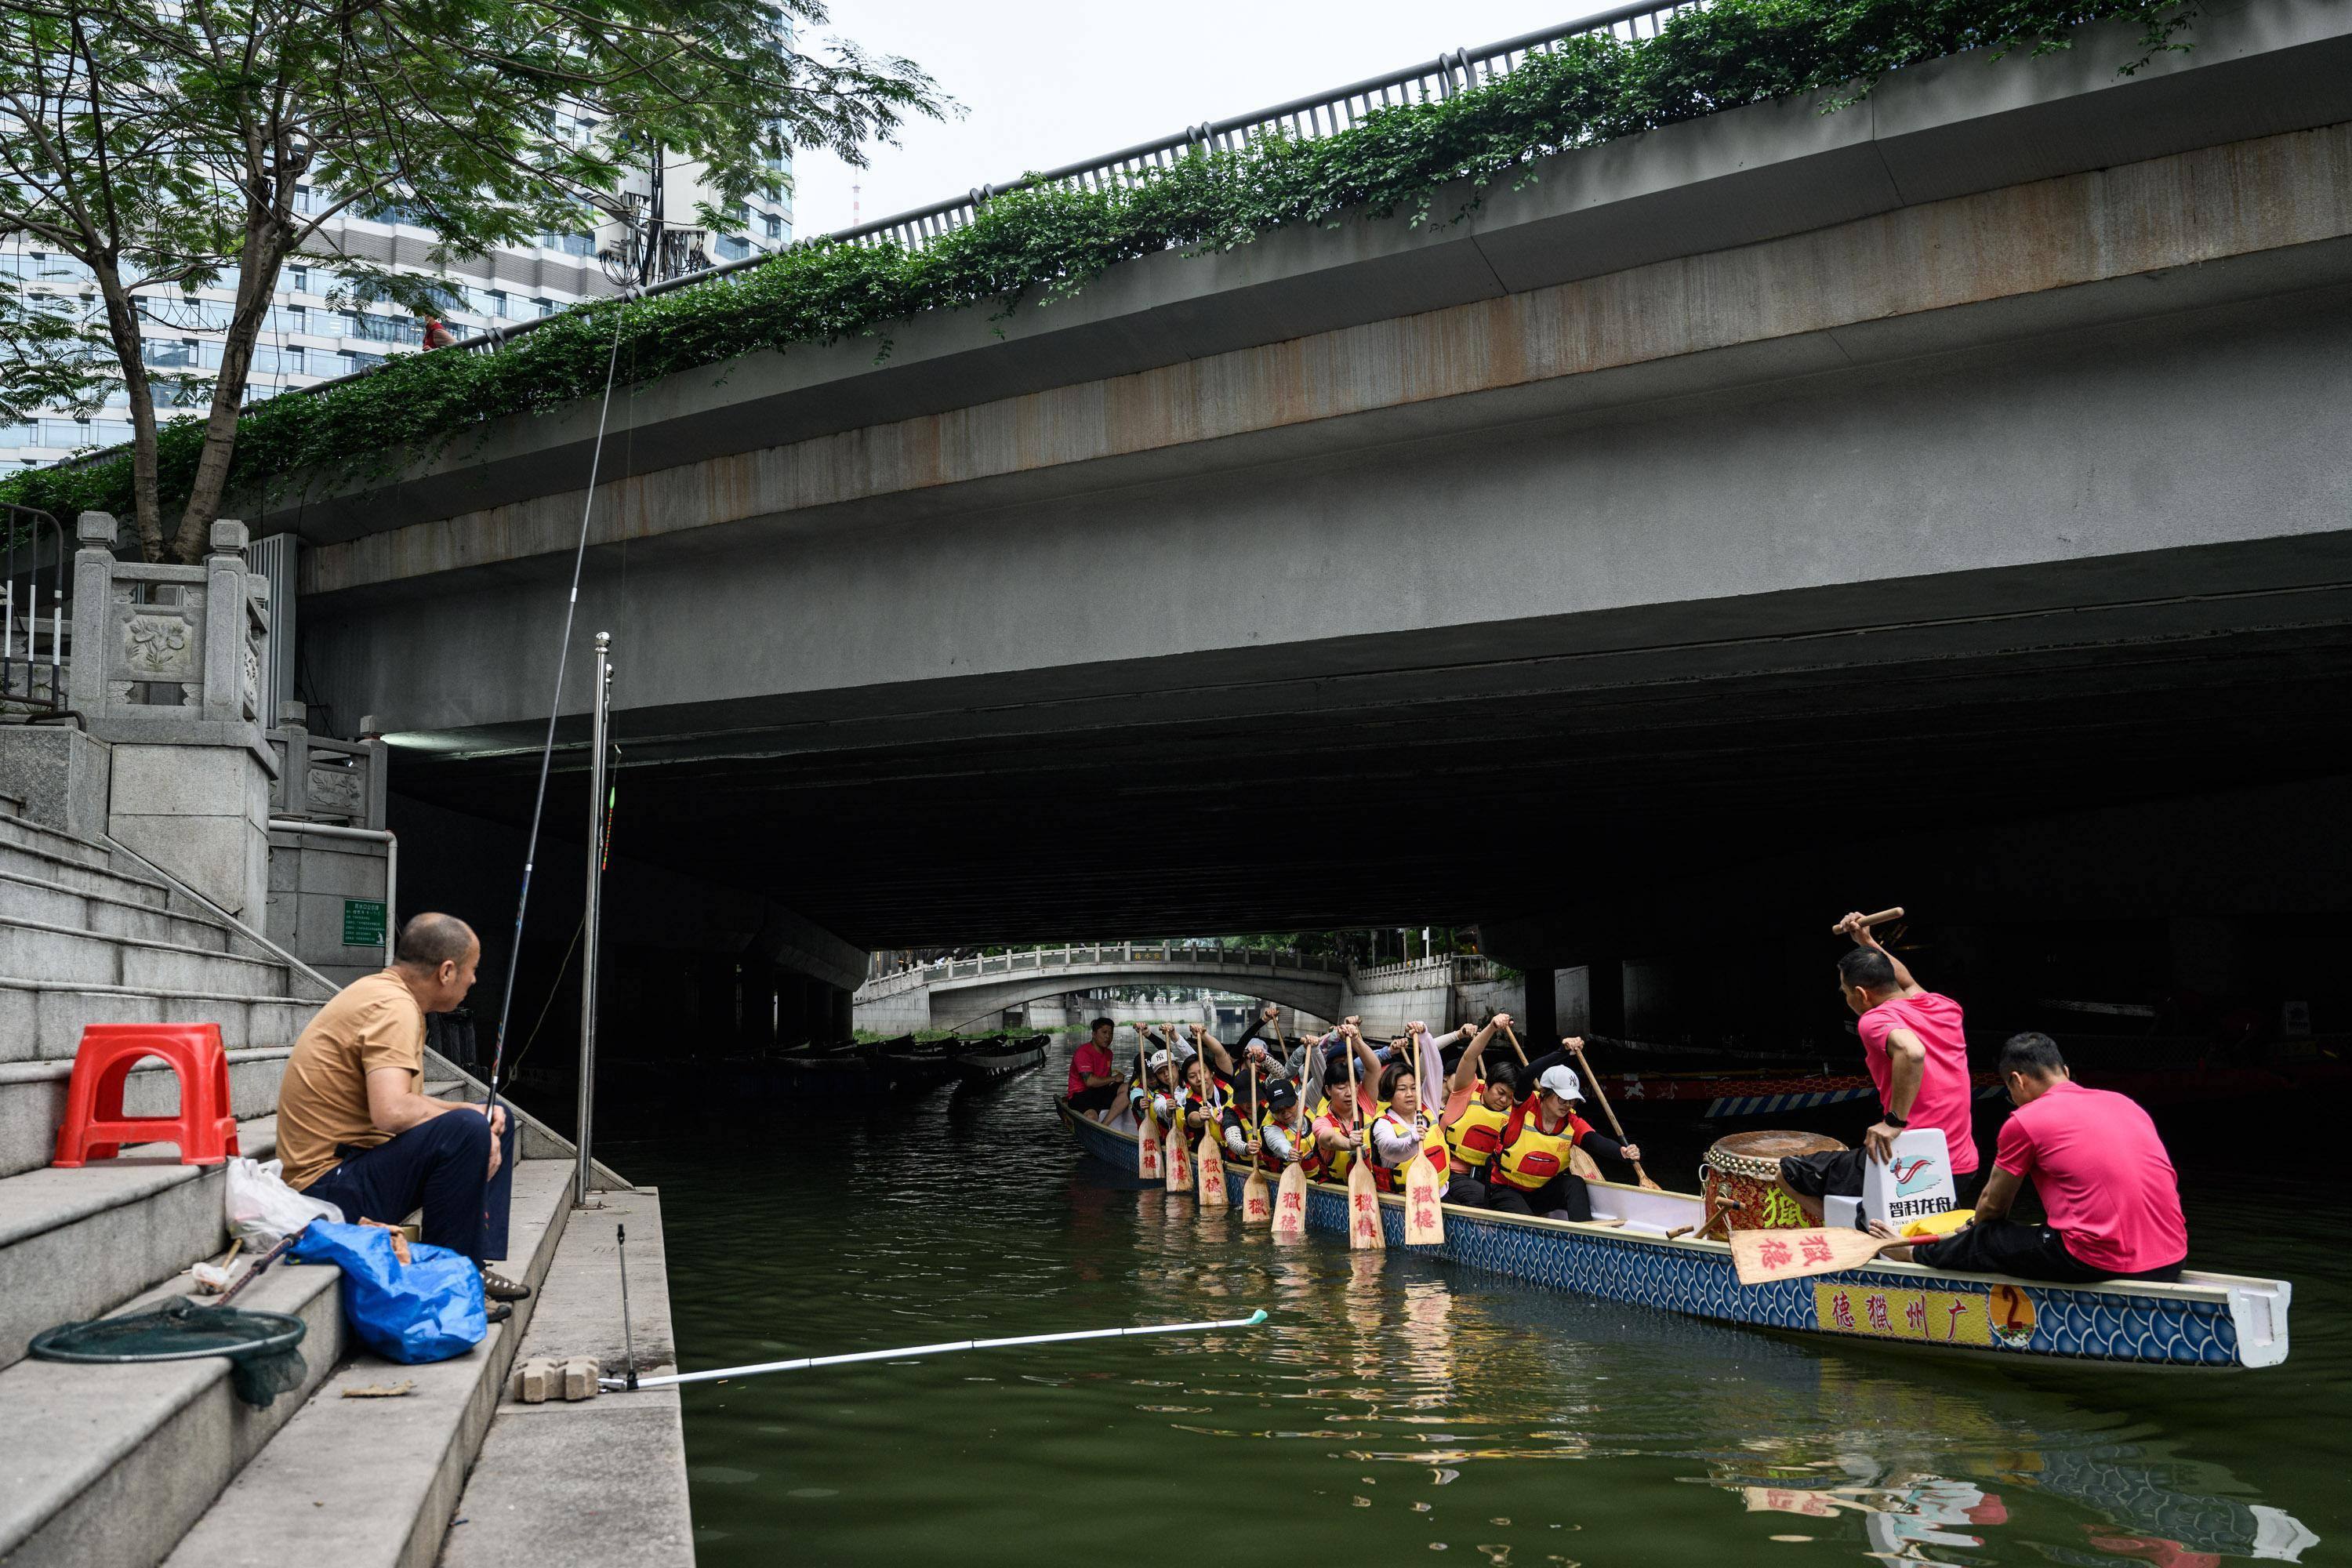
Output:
[479, 1266, 533, 1302]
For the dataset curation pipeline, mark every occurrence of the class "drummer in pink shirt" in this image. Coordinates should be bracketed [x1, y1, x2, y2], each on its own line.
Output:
[1876, 1033, 2187, 1283]
[1777, 910, 1981, 1221]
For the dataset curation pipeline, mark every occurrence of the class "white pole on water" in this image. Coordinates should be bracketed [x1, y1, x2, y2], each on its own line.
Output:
[603, 1309, 1269, 1391]
[574, 632, 612, 1210]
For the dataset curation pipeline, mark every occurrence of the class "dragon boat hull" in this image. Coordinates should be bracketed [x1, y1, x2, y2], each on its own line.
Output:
[1056, 1099, 2290, 1369]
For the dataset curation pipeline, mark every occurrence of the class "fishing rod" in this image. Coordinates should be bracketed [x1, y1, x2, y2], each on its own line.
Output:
[601, 1309, 1269, 1392]
[483, 297, 636, 1116]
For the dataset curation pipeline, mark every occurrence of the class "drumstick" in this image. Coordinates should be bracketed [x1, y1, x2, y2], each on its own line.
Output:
[1831, 907, 1904, 935]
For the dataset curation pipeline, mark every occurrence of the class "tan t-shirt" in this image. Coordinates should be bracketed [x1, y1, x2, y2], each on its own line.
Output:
[277, 970, 426, 1189]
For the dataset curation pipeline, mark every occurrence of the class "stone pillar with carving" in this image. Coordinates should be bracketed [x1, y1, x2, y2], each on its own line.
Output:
[72, 512, 278, 920]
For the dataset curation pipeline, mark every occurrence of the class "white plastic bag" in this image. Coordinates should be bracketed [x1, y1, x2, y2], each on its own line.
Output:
[225, 1156, 343, 1247]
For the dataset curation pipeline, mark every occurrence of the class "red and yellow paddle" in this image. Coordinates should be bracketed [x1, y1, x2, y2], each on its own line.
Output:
[1135, 1031, 1163, 1181]
[1403, 1027, 1446, 1247]
[1195, 1069, 1227, 1208]
[1242, 1073, 1272, 1224]
[1345, 1029, 1383, 1252]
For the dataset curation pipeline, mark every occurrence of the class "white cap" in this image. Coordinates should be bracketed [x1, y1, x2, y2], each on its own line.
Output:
[1537, 1064, 1584, 1102]
[1146, 1049, 1172, 1070]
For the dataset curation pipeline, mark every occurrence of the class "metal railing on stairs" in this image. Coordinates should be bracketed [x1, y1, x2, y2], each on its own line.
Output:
[2, 503, 67, 716]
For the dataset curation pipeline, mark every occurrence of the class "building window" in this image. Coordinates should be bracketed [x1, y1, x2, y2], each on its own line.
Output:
[715, 234, 750, 261]
[532, 297, 554, 318]
[764, 214, 782, 240]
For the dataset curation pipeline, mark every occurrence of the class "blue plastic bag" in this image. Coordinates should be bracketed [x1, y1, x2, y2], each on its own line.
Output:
[290, 1221, 487, 1363]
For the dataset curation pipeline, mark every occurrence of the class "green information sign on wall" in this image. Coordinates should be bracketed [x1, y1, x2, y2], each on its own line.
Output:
[342, 898, 388, 948]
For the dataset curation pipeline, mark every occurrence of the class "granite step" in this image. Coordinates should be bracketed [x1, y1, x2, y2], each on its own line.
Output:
[0, 1114, 278, 1371]
[441, 1189, 691, 1568]
[0, 811, 114, 871]
[0, 1046, 293, 1180]
[0, 865, 274, 958]
[0, 836, 173, 909]
[165, 1160, 577, 1568]
[0, 914, 294, 999]
[0, 977, 316, 1065]
[0, 1235, 346, 1568]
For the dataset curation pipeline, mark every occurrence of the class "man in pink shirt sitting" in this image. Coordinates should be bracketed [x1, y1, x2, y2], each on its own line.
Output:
[1777, 911, 1981, 1221]
[1876, 1033, 2188, 1283]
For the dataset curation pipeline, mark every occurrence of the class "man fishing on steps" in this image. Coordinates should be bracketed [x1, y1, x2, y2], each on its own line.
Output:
[1774, 909, 1982, 1223]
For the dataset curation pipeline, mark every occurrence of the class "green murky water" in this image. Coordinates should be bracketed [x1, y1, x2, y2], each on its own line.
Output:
[607, 1051, 2346, 1567]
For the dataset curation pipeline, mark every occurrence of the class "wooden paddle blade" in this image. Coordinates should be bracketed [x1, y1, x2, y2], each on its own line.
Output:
[1568, 1145, 1602, 1181]
[1403, 1156, 1445, 1246]
[1271, 1163, 1307, 1239]
[1731, 1226, 1890, 1286]
[1243, 1167, 1272, 1225]
[1196, 1132, 1228, 1207]
[1347, 1163, 1385, 1251]
[1138, 1112, 1163, 1179]
[1164, 1123, 1193, 1193]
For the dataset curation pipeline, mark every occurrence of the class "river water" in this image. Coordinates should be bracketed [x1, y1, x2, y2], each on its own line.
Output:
[606, 1047, 2345, 1567]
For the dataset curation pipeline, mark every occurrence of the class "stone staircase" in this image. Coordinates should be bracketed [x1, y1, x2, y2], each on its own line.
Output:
[0, 788, 585, 1568]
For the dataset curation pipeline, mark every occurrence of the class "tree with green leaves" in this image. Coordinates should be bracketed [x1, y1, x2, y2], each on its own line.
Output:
[0, 0, 940, 561]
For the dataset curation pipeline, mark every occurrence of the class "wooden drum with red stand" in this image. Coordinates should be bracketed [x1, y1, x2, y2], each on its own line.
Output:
[1700, 1130, 1844, 1235]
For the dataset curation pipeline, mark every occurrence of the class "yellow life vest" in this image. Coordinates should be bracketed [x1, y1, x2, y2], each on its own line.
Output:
[1493, 1102, 1586, 1192]
[1370, 1109, 1446, 1192]
[1312, 1106, 1360, 1180]
[1445, 1091, 1513, 1173]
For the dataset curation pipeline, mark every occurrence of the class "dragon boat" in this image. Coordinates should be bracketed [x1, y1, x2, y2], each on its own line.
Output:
[1055, 1098, 2292, 1369]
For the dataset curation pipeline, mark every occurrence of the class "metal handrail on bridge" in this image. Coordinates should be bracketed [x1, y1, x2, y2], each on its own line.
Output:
[857, 942, 1352, 996]
[175, 0, 1700, 414]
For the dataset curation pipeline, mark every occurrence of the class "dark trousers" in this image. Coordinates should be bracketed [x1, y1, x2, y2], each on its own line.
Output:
[307, 1109, 517, 1263]
[1069, 1083, 1118, 1112]
[1912, 1217, 2183, 1285]
[1486, 1172, 1595, 1221]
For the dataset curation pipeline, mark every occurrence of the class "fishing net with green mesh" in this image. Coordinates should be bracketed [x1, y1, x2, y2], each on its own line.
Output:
[29, 1298, 308, 1407]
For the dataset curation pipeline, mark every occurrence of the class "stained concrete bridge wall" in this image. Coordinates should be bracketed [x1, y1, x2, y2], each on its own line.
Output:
[281, 1, 2352, 764]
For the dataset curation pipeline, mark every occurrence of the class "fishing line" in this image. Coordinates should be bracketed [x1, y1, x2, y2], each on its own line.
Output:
[484, 296, 635, 1114]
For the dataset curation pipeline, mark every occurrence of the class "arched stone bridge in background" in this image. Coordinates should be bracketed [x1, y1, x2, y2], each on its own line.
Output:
[853, 944, 1352, 1033]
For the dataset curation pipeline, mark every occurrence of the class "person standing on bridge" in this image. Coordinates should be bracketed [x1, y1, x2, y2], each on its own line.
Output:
[1775, 911, 1982, 1221]
[1067, 1017, 1125, 1116]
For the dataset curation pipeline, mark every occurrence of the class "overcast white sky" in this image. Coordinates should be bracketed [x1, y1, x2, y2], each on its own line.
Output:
[788, 0, 1622, 238]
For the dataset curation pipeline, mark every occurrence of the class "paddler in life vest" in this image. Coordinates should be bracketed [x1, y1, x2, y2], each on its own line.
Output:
[1774, 909, 1983, 1223]
[1306, 1024, 1381, 1181]
[1486, 1051, 1642, 1221]
[1365, 1058, 1450, 1194]
[1175, 1054, 1226, 1145]
[1227, 1077, 1314, 1174]
[1127, 1047, 1183, 1130]
[1439, 1013, 1515, 1207]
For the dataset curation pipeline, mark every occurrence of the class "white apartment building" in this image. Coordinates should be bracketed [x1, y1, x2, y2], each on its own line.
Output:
[2, 126, 793, 472]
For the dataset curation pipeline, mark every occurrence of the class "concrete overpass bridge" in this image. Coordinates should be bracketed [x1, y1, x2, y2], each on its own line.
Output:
[244, 2, 2352, 1049]
[852, 944, 1349, 1033]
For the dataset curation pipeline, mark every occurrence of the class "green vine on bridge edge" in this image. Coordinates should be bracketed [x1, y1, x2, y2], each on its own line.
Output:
[0, 0, 2195, 524]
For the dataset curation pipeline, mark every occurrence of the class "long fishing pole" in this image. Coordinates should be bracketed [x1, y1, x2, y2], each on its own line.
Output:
[602, 1309, 1269, 1391]
[483, 296, 636, 1116]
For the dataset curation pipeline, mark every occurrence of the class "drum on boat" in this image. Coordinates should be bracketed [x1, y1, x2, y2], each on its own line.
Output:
[1701, 1130, 1843, 1233]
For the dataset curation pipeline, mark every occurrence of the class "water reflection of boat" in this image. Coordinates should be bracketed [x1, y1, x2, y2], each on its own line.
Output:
[1713, 1451, 2317, 1564]
[1056, 1100, 2294, 1369]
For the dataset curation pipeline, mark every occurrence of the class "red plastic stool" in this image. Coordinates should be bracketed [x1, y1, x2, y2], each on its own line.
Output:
[52, 1023, 240, 1167]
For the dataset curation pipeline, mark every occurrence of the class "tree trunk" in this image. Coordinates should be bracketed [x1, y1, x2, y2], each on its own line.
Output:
[171, 231, 282, 563]
[90, 265, 164, 561]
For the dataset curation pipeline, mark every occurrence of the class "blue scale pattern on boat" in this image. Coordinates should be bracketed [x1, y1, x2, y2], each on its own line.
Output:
[1059, 1105, 2240, 1365]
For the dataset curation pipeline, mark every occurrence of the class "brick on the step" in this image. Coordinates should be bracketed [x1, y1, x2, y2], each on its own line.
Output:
[561, 1355, 601, 1401]
[511, 1356, 556, 1403]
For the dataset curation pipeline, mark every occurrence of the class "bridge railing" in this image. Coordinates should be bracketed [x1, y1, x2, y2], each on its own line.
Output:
[856, 942, 1351, 996]
[213, 0, 1704, 414]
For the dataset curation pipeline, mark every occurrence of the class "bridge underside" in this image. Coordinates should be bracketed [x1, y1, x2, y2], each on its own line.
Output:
[381, 285, 2352, 948]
